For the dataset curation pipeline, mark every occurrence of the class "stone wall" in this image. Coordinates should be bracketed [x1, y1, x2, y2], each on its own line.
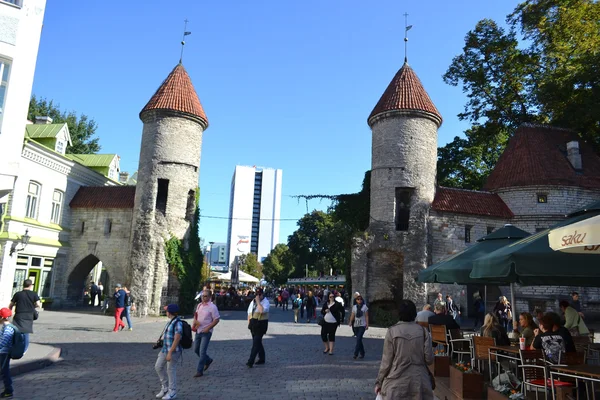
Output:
[54, 208, 134, 302]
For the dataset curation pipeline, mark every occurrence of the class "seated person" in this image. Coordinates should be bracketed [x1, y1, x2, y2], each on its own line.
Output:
[532, 312, 575, 364]
[480, 313, 510, 346]
[416, 304, 435, 324]
[519, 312, 537, 347]
[428, 303, 460, 331]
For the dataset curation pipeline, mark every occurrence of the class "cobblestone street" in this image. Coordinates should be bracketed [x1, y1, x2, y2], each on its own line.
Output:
[14, 305, 386, 400]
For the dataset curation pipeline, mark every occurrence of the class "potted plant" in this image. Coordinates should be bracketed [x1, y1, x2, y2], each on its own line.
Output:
[450, 362, 484, 399]
[429, 349, 450, 377]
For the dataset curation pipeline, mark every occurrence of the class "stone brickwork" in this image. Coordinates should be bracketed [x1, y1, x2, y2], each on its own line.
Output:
[129, 110, 205, 316]
[54, 208, 134, 302]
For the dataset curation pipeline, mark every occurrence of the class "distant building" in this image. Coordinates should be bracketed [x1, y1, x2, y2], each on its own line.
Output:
[226, 165, 282, 267]
[206, 242, 227, 272]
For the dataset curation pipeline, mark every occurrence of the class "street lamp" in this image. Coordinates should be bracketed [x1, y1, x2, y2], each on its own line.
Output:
[207, 241, 215, 270]
[10, 229, 31, 256]
[305, 247, 312, 277]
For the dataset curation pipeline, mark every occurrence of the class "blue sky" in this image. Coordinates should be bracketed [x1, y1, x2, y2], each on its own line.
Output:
[32, 0, 520, 245]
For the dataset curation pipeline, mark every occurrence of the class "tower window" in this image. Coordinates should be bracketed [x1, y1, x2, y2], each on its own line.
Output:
[156, 179, 169, 215]
[185, 190, 196, 221]
[537, 194, 548, 203]
[465, 225, 472, 243]
[104, 219, 112, 235]
[80, 221, 85, 234]
[394, 188, 413, 231]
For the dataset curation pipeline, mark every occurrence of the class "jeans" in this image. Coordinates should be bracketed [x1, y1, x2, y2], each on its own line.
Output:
[0, 353, 12, 395]
[155, 351, 181, 392]
[121, 306, 132, 328]
[354, 326, 366, 356]
[193, 332, 213, 373]
[306, 306, 314, 321]
[23, 333, 29, 353]
[282, 299, 288, 310]
[248, 332, 265, 365]
[293, 308, 299, 322]
[114, 307, 125, 331]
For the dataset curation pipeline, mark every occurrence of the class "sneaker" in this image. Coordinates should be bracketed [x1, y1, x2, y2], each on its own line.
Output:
[246, 362, 253, 368]
[156, 387, 168, 398]
[128, 328, 133, 331]
[255, 360, 265, 365]
[162, 391, 177, 400]
[204, 358, 213, 371]
[0, 392, 14, 398]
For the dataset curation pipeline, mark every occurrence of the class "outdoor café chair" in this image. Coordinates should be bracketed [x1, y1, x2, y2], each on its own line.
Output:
[429, 324, 449, 355]
[519, 349, 575, 400]
[472, 336, 496, 380]
[449, 329, 471, 363]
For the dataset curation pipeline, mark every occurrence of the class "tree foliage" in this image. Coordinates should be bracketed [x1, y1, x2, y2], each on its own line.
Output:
[261, 244, 294, 284]
[438, 0, 600, 189]
[238, 253, 263, 279]
[28, 95, 101, 154]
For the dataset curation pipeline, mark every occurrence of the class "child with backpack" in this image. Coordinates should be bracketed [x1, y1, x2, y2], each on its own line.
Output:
[0, 307, 16, 398]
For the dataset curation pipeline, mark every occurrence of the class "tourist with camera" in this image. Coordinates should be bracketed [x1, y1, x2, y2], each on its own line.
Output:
[155, 304, 183, 400]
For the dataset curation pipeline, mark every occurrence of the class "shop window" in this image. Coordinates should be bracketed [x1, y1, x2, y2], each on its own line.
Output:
[40, 270, 52, 297]
[156, 179, 169, 215]
[25, 181, 40, 219]
[51, 190, 63, 224]
[537, 194, 548, 203]
[395, 188, 413, 231]
[104, 219, 112, 235]
[465, 225, 472, 243]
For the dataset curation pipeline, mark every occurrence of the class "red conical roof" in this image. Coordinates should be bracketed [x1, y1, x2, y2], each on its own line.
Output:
[368, 63, 442, 127]
[140, 64, 208, 127]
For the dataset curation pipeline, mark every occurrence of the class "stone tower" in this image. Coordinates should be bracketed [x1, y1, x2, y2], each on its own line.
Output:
[128, 63, 208, 316]
[351, 62, 442, 313]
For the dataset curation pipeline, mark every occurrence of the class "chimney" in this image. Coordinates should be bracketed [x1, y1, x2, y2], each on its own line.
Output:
[567, 141, 582, 170]
[119, 172, 130, 184]
[34, 116, 53, 125]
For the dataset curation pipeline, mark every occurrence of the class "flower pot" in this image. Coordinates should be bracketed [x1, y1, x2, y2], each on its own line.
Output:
[449, 367, 484, 399]
[430, 355, 450, 377]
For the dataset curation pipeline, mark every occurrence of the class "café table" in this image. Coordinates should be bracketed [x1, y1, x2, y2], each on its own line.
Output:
[550, 364, 600, 400]
[488, 345, 522, 384]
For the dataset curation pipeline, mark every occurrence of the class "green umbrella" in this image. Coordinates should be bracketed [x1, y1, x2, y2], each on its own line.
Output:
[470, 210, 600, 286]
[418, 225, 530, 284]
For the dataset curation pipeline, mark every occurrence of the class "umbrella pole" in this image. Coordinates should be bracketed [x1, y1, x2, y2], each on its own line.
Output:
[484, 286, 487, 315]
[510, 283, 517, 332]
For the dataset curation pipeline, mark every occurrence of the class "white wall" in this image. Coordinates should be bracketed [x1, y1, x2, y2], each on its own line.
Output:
[0, 0, 46, 194]
[226, 166, 255, 267]
[257, 168, 282, 262]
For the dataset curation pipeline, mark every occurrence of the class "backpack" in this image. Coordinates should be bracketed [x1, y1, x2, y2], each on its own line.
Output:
[8, 324, 26, 360]
[178, 319, 193, 349]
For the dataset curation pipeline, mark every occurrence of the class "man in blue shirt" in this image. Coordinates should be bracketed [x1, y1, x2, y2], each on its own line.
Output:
[155, 304, 182, 400]
[112, 284, 126, 332]
[0, 307, 15, 398]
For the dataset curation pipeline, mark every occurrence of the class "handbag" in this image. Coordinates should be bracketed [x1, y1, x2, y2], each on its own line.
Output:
[33, 310, 39, 321]
[317, 316, 325, 326]
[569, 313, 581, 336]
[248, 318, 258, 331]
[421, 327, 436, 390]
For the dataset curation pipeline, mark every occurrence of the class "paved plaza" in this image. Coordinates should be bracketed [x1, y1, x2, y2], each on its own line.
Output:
[13, 305, 386, 400]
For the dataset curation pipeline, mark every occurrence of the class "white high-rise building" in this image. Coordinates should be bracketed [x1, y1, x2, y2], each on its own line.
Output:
[226, 165, 282, 268]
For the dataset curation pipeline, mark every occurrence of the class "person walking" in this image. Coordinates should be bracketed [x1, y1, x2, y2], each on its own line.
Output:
[445, 295, 460, 322]
[298, 292, 305, 320]
[571, 292, 584, 319]
[493, 296, 512, 332]
[560, 300, 589, 337]
[8, 279, 41, 352]
[120, 286, 133, 331]
[320, 293, 344, 355]
[112, 284, 126, 332]
[155, 304, 183, 400]
[281, 288, 289, 311]
[375, 300, 434, 400]
[304, 291, 316, 323]
[246, 288, 269, 368]
[292, 294, 302, 323]
[97, 282, 104, 307]
[473, 293, 485, 329]
[192, 289, 220, 377]
[349, 294, 369, 359]
[0, 308, 15, 398]
[90, 282, 99, 307]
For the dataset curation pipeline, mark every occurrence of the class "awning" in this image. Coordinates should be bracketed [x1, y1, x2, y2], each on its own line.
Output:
[548, 215, 600, 254]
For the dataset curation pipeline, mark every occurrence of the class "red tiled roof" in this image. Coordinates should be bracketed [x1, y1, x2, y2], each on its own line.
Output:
[140, 63, 208, 126]
[368, 62, 442, 126]
[432, 187, 514, 218]
[70, 186, 136, 209]
[484, 124, 600, 191]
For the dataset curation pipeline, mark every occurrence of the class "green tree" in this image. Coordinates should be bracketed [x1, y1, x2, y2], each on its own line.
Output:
[439, 1, 600, 189]
[28, 95, 101, 154]
[262, 244, 294, 284]
[238, 253, 263, 279]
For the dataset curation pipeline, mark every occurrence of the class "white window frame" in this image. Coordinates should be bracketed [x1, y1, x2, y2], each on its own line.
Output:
[51, 190, 63, 224]
[55, 140, 65, 154]
[0, 58, 11, 131]
[25, 181, 41, 219]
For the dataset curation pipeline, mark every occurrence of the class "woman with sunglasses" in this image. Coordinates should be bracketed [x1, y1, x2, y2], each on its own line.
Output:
[349, 295, 369, 359]
[320, 292, 345, 355]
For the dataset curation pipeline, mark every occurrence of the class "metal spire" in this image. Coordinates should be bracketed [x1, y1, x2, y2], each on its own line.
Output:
[179, 19, 191, 64]
[403, 13, 413, 64]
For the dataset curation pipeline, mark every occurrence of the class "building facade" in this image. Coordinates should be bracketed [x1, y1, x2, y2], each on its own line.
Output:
[207, 242, 227, 272]
[351, 61, 600, 318]
[226, 165, 282, 268]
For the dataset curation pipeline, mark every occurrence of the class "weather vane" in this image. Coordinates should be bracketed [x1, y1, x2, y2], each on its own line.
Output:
[403, 12, 413, 64]
[180, 19, 192, 64]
